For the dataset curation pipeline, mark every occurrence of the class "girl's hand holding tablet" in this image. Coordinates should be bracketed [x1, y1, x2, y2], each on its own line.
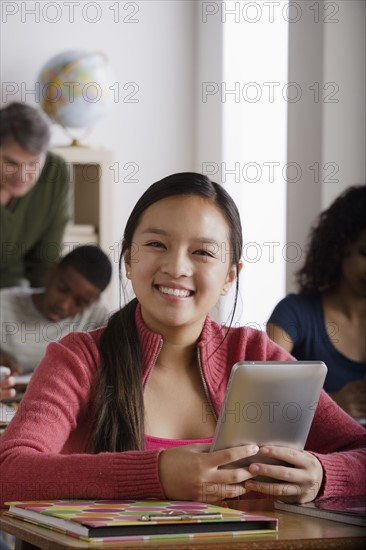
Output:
[159, 443, 259, 502]
[245, 445, 324, 503]
[159, 442, 323, 504]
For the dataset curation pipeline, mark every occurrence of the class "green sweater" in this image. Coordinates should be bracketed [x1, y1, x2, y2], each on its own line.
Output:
[0, 152, 70, 288]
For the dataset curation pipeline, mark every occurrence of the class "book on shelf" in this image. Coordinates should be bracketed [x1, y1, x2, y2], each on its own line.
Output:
[64, 223, 96, 236]
[0, 402, 18, 430]
[275, 496, 366, 527]
[62, 224, 98, 248]
[5, 499, 278, 542]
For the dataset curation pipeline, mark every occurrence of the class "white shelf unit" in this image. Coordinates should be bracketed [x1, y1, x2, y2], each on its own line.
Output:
[51, 146, 117, 311]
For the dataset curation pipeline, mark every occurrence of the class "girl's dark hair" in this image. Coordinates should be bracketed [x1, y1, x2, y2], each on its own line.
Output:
[59, 245, 112, 291]
[92, 172, 243, 453]
[296, 184, 366, 294]
[0, 102, 50, 154]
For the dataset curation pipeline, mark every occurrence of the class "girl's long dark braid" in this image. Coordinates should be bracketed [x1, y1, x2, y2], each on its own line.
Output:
[92, 298, 145, 452]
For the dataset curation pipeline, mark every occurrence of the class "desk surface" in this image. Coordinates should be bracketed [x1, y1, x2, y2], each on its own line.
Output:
[1, 501, 366, 550]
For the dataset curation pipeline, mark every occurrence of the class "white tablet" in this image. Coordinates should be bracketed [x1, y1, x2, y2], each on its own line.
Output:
[210, 361, 327, 470]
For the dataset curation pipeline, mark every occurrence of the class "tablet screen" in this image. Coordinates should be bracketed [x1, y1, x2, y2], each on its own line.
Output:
[210, 361, 327, 470]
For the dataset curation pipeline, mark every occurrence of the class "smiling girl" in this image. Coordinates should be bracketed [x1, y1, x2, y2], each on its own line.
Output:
[0, 173, 365, 506]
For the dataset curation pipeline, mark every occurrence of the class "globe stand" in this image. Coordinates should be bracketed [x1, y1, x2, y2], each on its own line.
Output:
[70, 138, 83, 147]
[62, 126, 93, 147]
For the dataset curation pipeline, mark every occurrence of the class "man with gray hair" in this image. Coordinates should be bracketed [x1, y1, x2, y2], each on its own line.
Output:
[0, 102, 70, 288]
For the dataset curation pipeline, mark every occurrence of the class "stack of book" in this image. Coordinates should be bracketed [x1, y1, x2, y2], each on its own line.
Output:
[62, 224, 98, 251]
[5, 499, 278, 543]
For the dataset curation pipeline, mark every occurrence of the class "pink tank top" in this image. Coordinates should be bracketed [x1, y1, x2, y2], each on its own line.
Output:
[145, 434, 213, 451]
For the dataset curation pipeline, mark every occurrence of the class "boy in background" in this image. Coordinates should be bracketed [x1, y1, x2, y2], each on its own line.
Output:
[0, 245, 112, 376]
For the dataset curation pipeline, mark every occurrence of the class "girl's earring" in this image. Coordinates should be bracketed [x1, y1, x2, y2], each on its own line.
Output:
[126, 271, 131, 278]
[221, 286, 228, 295]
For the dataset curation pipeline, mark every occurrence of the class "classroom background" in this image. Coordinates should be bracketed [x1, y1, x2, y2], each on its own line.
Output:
[1, 0, 365, 326]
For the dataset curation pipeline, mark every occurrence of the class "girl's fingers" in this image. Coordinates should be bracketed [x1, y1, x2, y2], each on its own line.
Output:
[248, 461, 299, 483]
[211, 444, 259, 467]
[1, 376, 15, 389]
[0, 369, 16, 400]
[245, 478, 301, 499]
[0, 387, 16, 400]
[0, 366, 11, 381]
[244, 446, 323, 503]
[256, 446, 306, 467]
[201, 482, 247, 502]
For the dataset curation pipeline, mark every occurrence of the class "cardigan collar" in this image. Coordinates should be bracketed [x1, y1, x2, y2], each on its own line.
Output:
[134, 303, 230, 415]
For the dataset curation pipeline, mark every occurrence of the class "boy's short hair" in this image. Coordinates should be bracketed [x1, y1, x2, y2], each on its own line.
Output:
[0, 102, 51, 154]
[59, 245, 112, 292]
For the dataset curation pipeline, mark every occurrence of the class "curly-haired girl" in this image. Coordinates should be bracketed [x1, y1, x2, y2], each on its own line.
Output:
[267, 185, 366, 420]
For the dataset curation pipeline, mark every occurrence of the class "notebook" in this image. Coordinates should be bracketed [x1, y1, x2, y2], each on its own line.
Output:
[275, 496, 366, 527]
[5, 499, 278, 542]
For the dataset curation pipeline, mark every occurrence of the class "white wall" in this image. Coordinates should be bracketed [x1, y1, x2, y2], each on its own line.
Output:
[286, 0, 366, 292]
[286, 0, 324, 292]
[193, 0, 288, 328]
[322, 0, 366, 207]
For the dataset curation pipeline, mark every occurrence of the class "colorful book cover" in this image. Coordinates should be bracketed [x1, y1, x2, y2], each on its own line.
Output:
[6, 499, 278, 542]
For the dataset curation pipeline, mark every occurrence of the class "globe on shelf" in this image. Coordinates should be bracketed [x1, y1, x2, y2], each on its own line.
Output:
[37, 50, 114, 145]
